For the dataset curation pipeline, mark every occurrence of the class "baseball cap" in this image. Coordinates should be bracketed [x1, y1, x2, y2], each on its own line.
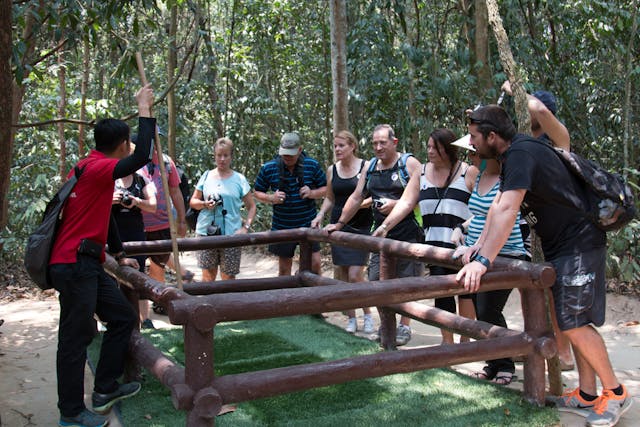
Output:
[532, 90, 557, 116]
[279, 132, 301, 156]
[451, 134, 475, 152]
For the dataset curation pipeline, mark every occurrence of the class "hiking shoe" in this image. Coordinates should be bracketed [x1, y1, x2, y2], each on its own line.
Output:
[586, 386, 633, 427]
[363, 315, 375, 334]
[395, 325, 412, 346]
[59, 409, 108, 427]
[345, 317, 357, 334]
[92, 382, 141, 414]
[546, 388, 597, 415]
[141, 318, 155, 329]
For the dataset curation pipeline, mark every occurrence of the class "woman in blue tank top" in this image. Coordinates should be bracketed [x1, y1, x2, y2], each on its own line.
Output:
[312, 130, 375, 334]
[450, 140, 526, 386]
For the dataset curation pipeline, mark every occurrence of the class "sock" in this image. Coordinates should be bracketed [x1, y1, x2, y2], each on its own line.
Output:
[609, 385, 624, 396]
[579, 390, 598, 401]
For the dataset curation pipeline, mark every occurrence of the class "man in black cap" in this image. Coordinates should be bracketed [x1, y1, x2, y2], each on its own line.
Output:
[501, 80, 570, 151]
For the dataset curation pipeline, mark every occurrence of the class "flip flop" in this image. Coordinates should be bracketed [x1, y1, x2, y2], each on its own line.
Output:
[470, 365, 496, 381]
[493, 371, 515, 386]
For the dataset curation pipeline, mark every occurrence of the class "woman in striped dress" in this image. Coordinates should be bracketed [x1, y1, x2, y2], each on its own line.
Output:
[418, 129, 479, 344]
[452, 143, 527, 386]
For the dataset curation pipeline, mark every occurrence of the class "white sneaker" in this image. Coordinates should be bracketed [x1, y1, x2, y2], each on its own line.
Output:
[363, 315, 375, 334]
[345, 317, 357, 334]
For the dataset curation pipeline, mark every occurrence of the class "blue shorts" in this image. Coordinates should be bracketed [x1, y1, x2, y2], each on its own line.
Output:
[550, 247, 606, 331]
[268, 241, 321, 259]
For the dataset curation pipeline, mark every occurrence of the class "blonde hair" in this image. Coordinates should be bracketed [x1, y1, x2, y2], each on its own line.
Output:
[335, 130, 358, 155]
[214, 137, 234, 154]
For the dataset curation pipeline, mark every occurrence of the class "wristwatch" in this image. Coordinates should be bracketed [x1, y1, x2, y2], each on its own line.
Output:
[474, 254, 491, 269]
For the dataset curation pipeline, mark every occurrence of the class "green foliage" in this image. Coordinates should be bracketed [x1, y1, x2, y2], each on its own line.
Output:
[4, 0, 639, 293]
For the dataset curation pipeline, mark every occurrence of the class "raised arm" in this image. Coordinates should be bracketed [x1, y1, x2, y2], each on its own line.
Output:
[113, 85, 155, 179]
[527, 96, 570, 151]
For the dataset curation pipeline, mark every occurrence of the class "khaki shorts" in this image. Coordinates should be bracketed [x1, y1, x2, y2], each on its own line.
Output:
[197, 246, 242, 277]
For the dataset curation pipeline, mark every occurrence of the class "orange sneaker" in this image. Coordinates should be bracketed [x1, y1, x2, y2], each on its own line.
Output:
[586, 385, 633, 427]
[546, 387, 597, 416]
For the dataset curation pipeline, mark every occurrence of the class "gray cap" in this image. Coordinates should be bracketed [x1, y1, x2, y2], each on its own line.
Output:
[279, 132, 301, 156]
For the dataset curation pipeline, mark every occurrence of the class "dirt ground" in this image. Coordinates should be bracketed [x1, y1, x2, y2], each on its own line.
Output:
[1, 252, 639, 427]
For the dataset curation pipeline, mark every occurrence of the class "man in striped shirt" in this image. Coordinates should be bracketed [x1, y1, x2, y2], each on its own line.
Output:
[254, 132, 327, 276]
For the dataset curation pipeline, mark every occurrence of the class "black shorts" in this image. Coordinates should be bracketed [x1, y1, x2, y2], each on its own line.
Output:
[145, 228, 172, 266]
[268, 241, 321, 259]
[368, 252, 424, 281]
[550, 247, 606, 331]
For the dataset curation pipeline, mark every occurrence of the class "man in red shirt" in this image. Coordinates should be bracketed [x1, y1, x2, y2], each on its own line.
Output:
[49, 85, 155, 427]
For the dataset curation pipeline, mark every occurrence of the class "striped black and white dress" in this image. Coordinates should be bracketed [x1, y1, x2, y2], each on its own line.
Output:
[418, 163, 472, 249]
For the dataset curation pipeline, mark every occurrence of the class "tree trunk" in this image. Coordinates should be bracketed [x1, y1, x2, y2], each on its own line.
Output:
[199, 1, 224, 138]
[167, 5, 178, 159]
[485, 0, 530, 133]
[57, 49, 67, 180]
[3, 1, 40, 231]
[329, 0, 348, 135]
[0, 0, 11, 233]
[622, 0, 638, 172]
[78, 35, 90, 158]
[474, 0, 492, 97]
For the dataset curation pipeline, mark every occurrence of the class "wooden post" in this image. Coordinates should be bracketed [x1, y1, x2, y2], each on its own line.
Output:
[378, 251, 397, 350]
[135, 52, 183, 290]
[520, 287, 551, 405]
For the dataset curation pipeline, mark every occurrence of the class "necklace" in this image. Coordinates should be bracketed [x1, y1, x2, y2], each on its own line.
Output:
[432, 161, 461, 215]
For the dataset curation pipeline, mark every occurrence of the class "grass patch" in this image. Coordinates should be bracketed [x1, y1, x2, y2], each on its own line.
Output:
[89, 316, 558, 426]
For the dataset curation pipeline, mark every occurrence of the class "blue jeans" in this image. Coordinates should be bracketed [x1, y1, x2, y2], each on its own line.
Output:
[50, 255, 137, 417]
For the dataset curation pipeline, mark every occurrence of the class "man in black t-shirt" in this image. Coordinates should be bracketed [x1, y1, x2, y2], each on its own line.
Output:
[456, 105, 631, 427]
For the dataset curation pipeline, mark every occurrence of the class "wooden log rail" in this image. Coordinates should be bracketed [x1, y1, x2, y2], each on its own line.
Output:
[103, 228, 556, 427]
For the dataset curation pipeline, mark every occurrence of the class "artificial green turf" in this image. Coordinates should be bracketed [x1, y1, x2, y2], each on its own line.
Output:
[88, 316, 559, 426]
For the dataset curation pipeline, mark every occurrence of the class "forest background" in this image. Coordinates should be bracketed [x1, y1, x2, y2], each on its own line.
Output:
[0, 0, 638, 286]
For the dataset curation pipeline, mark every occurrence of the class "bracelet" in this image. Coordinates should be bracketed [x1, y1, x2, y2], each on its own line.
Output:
[336, 220, 345, 226]
[243, 223, 251, 230]
[113, 251, 126, 262]
[380, 223, 388, 230]
[474, 255, 491, 269]
[456, 223, 465, 234]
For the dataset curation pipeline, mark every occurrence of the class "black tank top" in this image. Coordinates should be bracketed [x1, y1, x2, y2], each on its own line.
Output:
[112, 174, 146, 236]
[366, 158, 421, 242]
[330, 160, 372, 231]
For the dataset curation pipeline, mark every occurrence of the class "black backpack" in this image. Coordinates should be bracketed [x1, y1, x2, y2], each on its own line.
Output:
[24, 166, 85, 289]
[553, 147, 636, 231]
[276, 153, 305, 192]
[175, 163, 192, 208]
[534, 139, 636, 232]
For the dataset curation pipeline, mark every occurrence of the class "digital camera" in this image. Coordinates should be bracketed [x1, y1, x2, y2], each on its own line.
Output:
[121, 190, 133, 206]
[373, 198, 386, 209]
[208, 193, 223, 206]
[206, 222, 221, 236]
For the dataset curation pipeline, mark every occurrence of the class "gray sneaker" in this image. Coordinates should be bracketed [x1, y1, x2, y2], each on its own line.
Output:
[546, 387, 597, 416]
[363, 315, 375, 334]
[59, 409, 108, 427]
[345, 317, 357, 334]
[92, 382, 141, 414]
[395, 325, 412, 346]
[586, 387, 632, 427]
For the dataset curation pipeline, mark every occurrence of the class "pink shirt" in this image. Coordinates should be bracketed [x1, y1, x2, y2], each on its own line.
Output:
[139, 152, 180, 232]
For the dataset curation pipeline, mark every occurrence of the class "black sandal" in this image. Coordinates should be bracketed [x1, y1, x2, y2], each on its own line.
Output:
[492, 371, 515, 385]
[470, 365, 496, 381]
